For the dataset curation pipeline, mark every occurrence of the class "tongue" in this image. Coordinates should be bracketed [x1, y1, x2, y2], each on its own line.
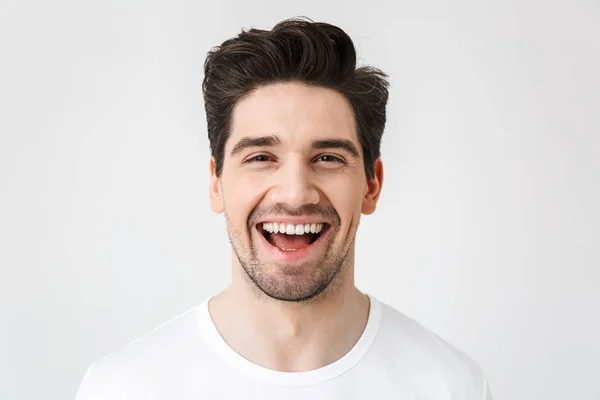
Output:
[271, 233, 312, 250]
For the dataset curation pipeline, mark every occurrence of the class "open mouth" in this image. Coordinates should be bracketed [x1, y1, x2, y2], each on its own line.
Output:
[257, 222, 330, 251]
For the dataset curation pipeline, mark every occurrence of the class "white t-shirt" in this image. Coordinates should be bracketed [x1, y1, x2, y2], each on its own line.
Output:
[74, 295, 493, 399]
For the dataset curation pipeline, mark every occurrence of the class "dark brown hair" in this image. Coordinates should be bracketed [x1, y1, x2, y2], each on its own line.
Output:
[202, 17, 390, 179]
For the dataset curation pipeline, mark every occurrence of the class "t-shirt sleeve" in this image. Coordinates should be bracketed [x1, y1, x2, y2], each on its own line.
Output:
[483, 374, 494, 400]
[73, 362, 130, 400]
[73, 359, 153, 399]
[74, 364, 97, 400]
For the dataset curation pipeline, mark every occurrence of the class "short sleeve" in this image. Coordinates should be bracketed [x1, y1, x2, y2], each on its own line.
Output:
[483, 374, 494, 400]
[74, 364, 96, 400]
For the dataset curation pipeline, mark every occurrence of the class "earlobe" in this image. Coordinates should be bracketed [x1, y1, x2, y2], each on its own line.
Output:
[209, 157, 224, 214]
[362, 158, 384, 215]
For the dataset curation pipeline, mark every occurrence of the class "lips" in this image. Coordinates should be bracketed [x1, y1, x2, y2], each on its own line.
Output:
[254, 222, 331, 262]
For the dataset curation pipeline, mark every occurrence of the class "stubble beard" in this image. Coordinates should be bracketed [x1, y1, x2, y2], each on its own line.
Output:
[224, 211, 357, 303]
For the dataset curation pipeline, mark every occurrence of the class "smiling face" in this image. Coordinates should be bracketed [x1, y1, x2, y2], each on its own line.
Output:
[209, 82, 383, 302]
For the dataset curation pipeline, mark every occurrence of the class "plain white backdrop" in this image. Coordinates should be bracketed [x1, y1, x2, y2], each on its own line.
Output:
[1, 0, 599, 399]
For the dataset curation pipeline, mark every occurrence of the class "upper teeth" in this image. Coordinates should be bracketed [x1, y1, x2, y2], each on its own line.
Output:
[262, 222, 324, 235]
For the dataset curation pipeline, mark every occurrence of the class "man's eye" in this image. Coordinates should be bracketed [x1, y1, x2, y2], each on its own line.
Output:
[315, 155, 344, 163]
[246, 154, 272, 163]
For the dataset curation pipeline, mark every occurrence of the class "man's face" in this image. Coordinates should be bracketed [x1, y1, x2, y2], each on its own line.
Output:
[209, 82, 382, 302]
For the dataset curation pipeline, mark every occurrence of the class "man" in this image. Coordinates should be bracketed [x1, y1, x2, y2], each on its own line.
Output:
[75, 18, 494, 399]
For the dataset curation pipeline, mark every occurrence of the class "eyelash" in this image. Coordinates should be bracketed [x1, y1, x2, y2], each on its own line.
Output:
[315, 155, 344, 164]
[246, 154, 272, 163]
[245, 154, 345, 165]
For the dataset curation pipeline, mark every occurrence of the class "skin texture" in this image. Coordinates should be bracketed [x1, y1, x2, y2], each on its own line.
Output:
[208, 82, 384, 372]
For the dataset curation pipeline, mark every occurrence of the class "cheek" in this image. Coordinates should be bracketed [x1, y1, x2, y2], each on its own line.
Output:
[323, 177, 365, 219]
[224, 173, 268, 225]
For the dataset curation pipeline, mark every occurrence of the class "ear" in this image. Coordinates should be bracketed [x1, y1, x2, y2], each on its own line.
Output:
[209, 157, 224, 214]
[362, 158, 384, 215]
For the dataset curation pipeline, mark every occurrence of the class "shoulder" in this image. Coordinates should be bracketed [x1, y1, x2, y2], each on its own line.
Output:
[371, 298, 489, 398]
[74, 303, 206, 399]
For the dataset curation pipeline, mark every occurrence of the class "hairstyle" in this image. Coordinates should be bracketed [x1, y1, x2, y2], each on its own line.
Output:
[202, 17, 390, 179]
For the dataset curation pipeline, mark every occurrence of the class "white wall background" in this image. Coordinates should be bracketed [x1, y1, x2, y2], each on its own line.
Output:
[1, 1, 599, 399]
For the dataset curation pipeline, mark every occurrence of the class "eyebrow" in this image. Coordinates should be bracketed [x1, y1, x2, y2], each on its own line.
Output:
[230, 135, 360, 159]
[230, 135, 281, 157]
[311, 139, 360, 159]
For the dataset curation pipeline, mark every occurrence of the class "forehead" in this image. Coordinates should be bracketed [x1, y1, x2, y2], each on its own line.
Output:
[228, 82, 358, 149]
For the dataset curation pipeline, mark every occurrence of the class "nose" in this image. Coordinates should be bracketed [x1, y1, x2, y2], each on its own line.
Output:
[268, 157, 320, 208]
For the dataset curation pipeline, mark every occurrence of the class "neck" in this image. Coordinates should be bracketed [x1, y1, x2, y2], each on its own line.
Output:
[208, 256, 370, 372]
